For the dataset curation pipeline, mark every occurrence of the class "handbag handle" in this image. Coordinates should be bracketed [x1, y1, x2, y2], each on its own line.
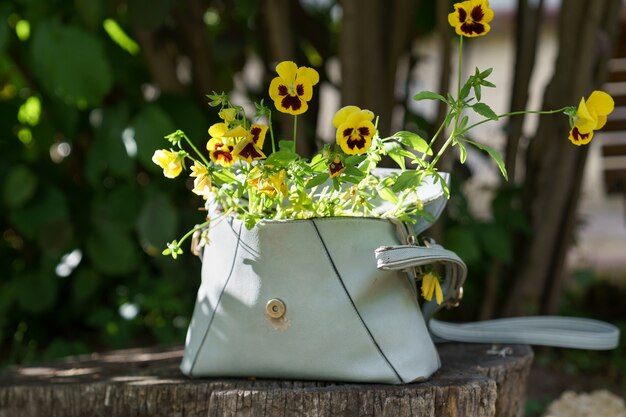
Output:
[375, 243, 620, 350]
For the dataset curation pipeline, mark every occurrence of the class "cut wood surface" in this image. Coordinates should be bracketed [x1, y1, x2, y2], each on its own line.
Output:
[0, 343, 533, 417]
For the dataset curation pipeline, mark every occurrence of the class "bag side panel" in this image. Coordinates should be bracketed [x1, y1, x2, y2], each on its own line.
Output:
[312, 218, 441, 382]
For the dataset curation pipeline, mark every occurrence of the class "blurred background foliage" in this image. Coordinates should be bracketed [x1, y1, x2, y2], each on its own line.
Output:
[0, 0, 624, 396]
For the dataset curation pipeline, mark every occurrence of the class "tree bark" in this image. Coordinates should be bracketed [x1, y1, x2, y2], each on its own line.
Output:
[339, 0, 417, 137]
[0, 344, 533, 417]
[503, 0, 621, 317]
[504, 0, 544, 182]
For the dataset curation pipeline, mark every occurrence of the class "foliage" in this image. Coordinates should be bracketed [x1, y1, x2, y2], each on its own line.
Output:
[0, 0, 282, 365]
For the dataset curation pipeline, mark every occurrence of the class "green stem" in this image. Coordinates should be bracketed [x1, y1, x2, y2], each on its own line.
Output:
[177, 219, 211, 247]
[269, 111, 276, 153]
[460, 107, 570, 134]
[183, 133, 211, 167]
[457, 36, 463, 103]
[293, 115, 298, 148]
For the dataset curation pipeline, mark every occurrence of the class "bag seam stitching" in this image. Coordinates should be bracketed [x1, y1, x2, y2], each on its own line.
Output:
[310, 218, 404, 384]
[189, 220, 244, 375]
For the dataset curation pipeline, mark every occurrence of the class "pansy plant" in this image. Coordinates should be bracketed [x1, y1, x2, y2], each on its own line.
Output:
[153, 0, 614, 304]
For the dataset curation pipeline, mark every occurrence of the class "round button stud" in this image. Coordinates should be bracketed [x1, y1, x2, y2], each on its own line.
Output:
[266, 299, 286, 319]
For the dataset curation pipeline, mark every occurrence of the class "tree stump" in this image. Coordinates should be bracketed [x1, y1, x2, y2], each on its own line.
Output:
[0, 343, 533, 417]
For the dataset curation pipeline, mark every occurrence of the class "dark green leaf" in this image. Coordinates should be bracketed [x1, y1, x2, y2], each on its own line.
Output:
[391, 170, 422, 193]
[477, 224, 512, 264]
[305, 172, 329, 188]
[265, 150, 298, 167]
[464, 139, 508, 180]
[479, 67, 493, 78]
[391, 131, 432, 155]
[444, 227, 481, 264]
[473, 103, 498, 120]
[137, 193, 179, 256]
[132, 105, 176, 170]
[3, 165, 38, 208]
[31, 20, 113, 106]
[9, 187, 69, 239]
[86, 226, 140, 275]
[16, 271, 57, 314]
[72, 268, 101, 303]
[413, 91, 447, 103]
[128, 0, 172, 28]
[278, 140, 295, 153]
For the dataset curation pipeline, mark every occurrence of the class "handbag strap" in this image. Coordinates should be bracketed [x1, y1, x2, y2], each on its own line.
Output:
[375, 244, 620, 350]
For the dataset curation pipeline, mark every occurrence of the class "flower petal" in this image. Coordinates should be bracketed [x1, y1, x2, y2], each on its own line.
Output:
[332, 106, 361, 128]
[275, 61, 298, 83]
[233, 138, 266, 163]
[574, 97, 596, 134]
[586, 90, 614, 117]
[296, 66, 320, 87]
[208, 122, 228, 138]
[568, 127, 594, 146]
[249, 124, 268, 148]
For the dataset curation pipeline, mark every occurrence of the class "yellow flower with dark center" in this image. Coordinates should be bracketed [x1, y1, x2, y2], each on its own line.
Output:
[327, 156, 345, 178]
[233, 124, 268, 163]
[248, 167, 288, 198]
[190, 161, 212, 197]
[152, 149, 183, 178]
[333, 106, 375, 155]
[269, 61, 319, 115]
[568, 90, 614, 146]
[448, 0, 494, 38]
[421, 271, 443, 305]
[207, 123, 237, 167]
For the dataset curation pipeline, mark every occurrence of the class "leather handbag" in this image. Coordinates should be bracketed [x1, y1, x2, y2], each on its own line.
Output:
[180, 173, 619, 384]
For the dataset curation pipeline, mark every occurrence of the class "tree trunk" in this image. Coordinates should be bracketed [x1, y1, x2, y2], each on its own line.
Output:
[503, 0, 621, 317]
[504, 0, 544, 182]
[339, 0, 417, 137]
[0, 344, 533, 417]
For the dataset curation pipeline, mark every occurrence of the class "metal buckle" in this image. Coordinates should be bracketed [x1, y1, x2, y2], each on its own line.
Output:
[446, 286, 464, 309]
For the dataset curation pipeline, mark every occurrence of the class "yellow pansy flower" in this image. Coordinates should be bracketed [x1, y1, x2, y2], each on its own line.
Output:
[269, 61, 319, 115]
[327, 156, 345, 178]
[190, 161, 212, 197]
[207, 122, 237, 167]
[448, 0, 494, 38]
[152, 149, 183, 178]
[421, 271, 443, 305]
[568, 90, 614, 146]
[333, 106, 376, 155]
[233, 124, 268, 163]
[248, 167, 288, 198]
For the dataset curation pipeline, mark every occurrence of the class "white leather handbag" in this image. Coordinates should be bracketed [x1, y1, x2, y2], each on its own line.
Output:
[180, 173, 619, 384]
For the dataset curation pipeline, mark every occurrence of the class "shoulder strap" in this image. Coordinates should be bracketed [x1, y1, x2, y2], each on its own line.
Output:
[375, 243, 620, 350]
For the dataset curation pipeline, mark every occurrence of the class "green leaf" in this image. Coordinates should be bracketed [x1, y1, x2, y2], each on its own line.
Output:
[479, 67, 493, 78]
[444, 227, 481, 264]
[391, 170, 422, 193]
[473, 102, 499, 120]
[457, 140, 467, 164]
[458, 116, 469, 131]
[265, 150, 298, 167]
[128, 0, 172, 28]
[391, 131, 432, 155]
[344, 155, 367, 165]
[86, 226, 140, 275]
[72, 268, 101, 304]
[213, 169, 238, 184]
[278, 140, 295, 153]
[305, 172, 329, 189]
[474, 84, 482, 101]
[131, 105, 176, 170]
[16, 271, 58, 314]
[464, 139, 508, 180]
[9, 187, 69, 239]
[31, 19, 113, 106]
[413, 91, 447, 103]
[136, 193, 179, 256]
[477, 223, 512, 264]
[3, 165, 38, 208]
[377, 187, 399, 204]
[383, 142, 406, 170]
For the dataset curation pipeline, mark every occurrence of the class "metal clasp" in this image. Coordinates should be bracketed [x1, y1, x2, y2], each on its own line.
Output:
[266, 299, 286, 319]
